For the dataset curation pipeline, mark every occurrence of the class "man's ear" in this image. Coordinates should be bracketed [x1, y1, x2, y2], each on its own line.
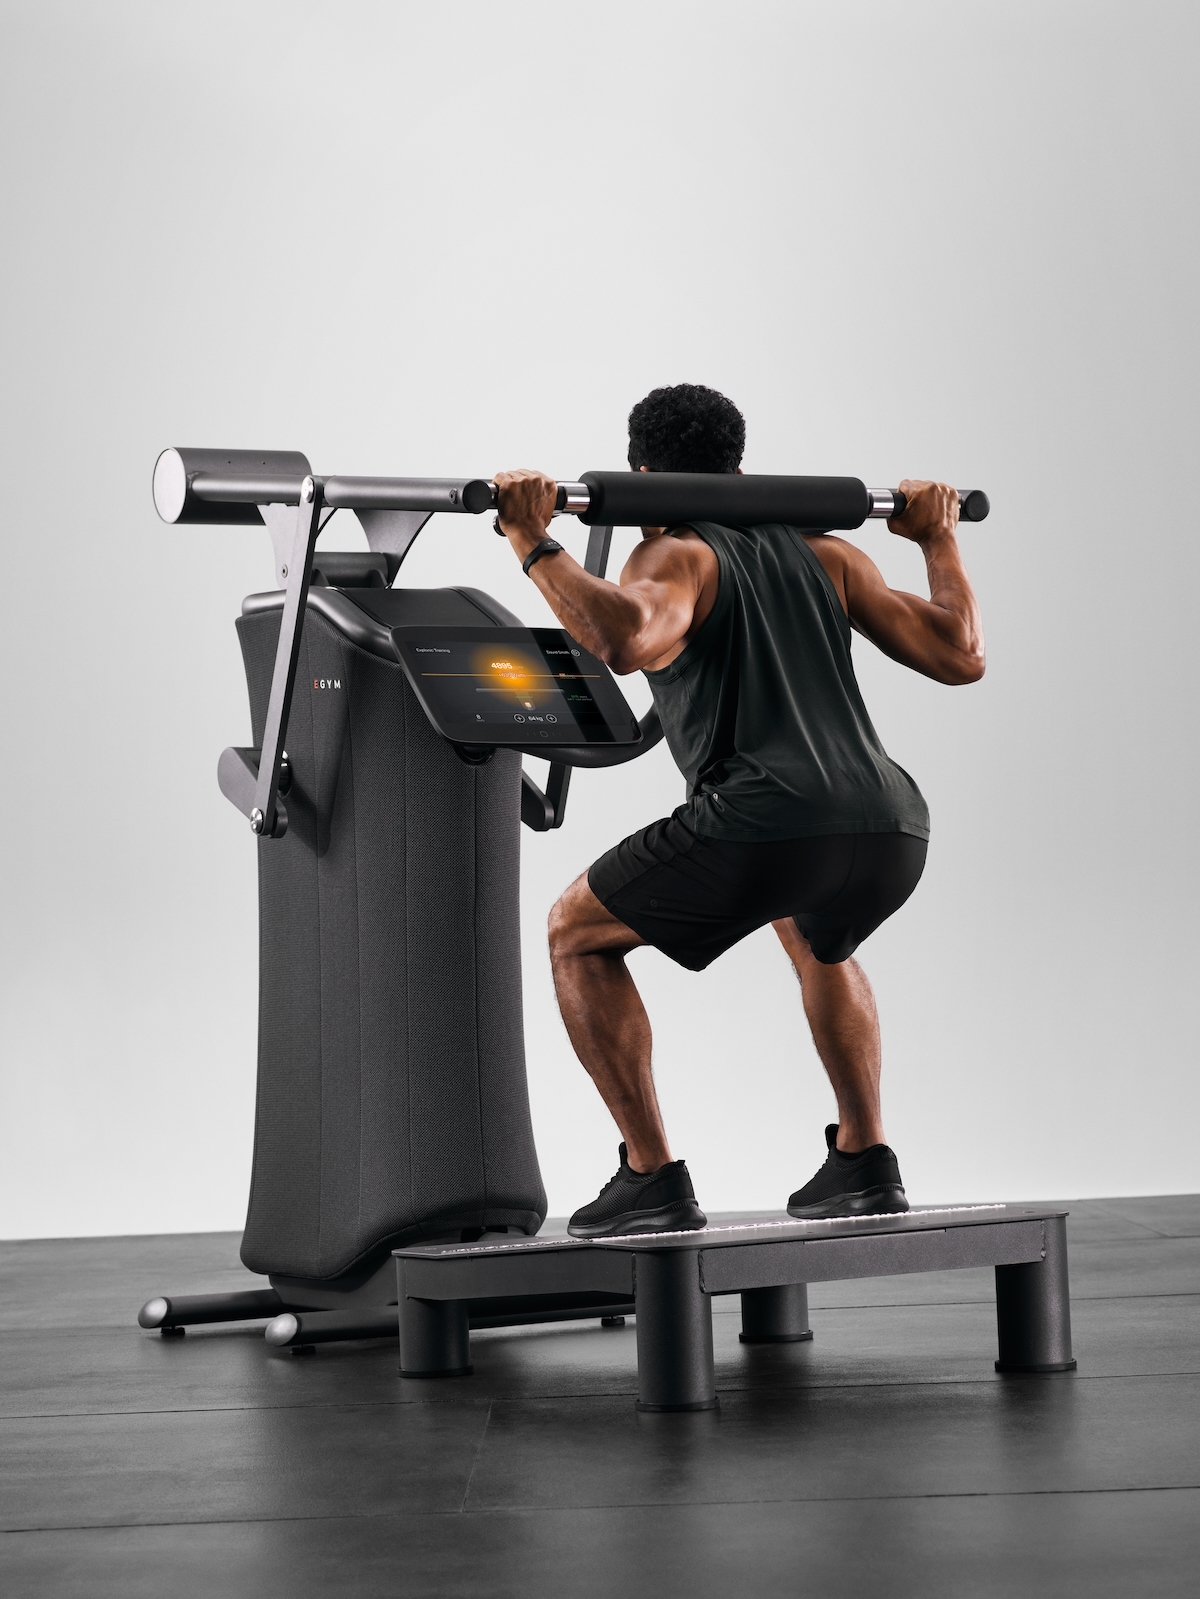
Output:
[639, 465, 649, 473]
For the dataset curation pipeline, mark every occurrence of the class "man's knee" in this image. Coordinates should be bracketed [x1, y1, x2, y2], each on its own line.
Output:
[773, 917, 856, 970]
[548, 874, 596, 961]
[773, 916, 814, 969]
[547, 894, 574, 961]
[549, 873, 642, 962]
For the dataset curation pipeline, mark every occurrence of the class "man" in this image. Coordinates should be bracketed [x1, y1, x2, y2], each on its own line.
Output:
[494, 384, 984, 1238]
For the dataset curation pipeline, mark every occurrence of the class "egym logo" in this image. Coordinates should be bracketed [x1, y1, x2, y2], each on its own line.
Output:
[313, 676, 342, 690]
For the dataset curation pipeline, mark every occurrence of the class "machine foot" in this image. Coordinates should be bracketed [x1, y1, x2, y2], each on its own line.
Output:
[265, 1308, 398, 1348]
[601, 1315, 626, 1328]
[138, 1289, 283, 1331]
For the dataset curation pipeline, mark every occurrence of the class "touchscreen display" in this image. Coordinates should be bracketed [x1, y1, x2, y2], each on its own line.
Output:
[392, 627, 641, 748]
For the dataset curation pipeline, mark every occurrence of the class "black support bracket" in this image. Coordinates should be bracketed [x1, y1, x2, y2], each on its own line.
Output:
[520, 762, 571, 832]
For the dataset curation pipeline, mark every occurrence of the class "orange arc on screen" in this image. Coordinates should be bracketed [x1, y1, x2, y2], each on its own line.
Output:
[468, 645, 549, 706]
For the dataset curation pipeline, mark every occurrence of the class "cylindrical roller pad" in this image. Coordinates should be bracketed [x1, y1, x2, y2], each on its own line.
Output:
[578, 471, 870, 530]
[153, 448, 312, 524]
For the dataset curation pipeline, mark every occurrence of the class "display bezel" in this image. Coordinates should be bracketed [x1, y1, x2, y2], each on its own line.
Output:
[391, 626, 642, 750]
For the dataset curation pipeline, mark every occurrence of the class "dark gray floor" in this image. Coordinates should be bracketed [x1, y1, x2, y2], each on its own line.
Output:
[2, 1196, 1198, 1597]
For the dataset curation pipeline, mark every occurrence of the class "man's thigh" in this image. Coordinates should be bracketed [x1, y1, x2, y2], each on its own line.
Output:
[587, 819, 926, 973]
[587, 814, 849, 972]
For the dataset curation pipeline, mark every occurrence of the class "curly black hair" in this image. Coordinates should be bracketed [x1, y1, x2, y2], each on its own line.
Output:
[627, 383, 745, 474]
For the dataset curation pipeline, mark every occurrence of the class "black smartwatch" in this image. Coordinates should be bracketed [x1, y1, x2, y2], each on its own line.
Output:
[522, 537, 563, 575]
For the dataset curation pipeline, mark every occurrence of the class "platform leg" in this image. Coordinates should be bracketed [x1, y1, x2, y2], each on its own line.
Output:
[995, 1215, 1077, 1373]
[398, 1291, 472, 1378]
[739, 1283, 813, 1344]
[634, 1250, 717, 1412]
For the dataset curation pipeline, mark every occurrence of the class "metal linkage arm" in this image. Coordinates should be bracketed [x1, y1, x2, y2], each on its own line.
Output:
[213, 477, 323, 839]
[249, 477, 323, 838]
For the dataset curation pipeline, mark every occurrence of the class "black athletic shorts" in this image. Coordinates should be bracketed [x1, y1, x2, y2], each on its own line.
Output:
[588, 813, 927, 971]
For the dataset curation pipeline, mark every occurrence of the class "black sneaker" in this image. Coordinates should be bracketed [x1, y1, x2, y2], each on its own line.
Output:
[787, 1124, 910, 1219]
[567, 1144, 708, 1239]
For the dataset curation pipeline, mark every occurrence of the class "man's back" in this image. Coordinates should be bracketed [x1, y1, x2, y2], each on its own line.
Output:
[644, 520, 930, 844]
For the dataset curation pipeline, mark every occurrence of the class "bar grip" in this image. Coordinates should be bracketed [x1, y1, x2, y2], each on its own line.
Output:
[884, 489, 990, 523]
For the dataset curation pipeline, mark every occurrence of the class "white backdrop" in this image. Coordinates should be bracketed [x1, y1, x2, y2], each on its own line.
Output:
[1, 0, 1197, 1239]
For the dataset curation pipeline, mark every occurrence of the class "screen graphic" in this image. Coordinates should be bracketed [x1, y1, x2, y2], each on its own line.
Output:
[393, 627, 640, 749]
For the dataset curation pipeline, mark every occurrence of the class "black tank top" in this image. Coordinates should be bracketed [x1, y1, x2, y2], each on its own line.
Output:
[644, 521, 930, 843]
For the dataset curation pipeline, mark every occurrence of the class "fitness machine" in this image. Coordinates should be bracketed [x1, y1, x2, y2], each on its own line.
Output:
[138, 452, 993, 1355]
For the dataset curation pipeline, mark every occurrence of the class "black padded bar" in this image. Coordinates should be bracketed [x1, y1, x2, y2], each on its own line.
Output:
[577, 471, 871, 530]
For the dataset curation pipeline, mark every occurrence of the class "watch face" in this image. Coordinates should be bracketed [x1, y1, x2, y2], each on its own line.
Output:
[392, 627, 642, 749]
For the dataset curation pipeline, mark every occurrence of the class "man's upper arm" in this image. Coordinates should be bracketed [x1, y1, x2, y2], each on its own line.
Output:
[608, 535, 707, 673]
[835, 540, 946, 673]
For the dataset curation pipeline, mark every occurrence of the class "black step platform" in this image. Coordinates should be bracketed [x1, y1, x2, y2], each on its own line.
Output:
[394, 1204, 1076, 1411]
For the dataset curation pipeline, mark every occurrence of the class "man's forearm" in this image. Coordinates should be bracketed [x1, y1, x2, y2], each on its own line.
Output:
[920, 531, 985, 670]
[527, 549, 652, 669]
[492, 470, 696, 673]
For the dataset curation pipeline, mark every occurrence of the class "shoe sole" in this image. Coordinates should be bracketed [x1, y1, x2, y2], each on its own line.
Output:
[787, 1184, 910, 1220]
[567, 1199, 708, 1240]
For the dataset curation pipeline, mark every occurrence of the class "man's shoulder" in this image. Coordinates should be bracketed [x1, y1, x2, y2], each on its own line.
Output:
[624, 527, 718, 576]
[797, 530, 858, 571]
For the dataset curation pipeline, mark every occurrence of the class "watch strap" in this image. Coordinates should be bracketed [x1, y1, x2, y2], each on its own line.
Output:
[522, 537, 564, 575]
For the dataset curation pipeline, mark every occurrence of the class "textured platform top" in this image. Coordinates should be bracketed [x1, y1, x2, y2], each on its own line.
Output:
[394, 1204, 1069, 1262]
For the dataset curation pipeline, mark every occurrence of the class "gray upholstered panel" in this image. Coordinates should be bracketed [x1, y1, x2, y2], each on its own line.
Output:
[236, 592, 546, 1281]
